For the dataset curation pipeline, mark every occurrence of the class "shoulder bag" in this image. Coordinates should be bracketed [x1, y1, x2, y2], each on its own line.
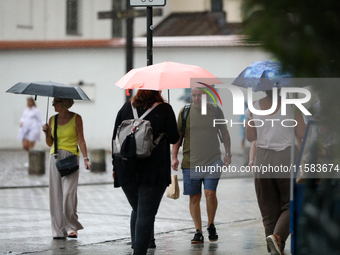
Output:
[54, 114, 79, 177]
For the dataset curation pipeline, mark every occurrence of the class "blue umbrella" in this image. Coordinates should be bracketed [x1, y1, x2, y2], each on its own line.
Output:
[232, 59, 292, 91]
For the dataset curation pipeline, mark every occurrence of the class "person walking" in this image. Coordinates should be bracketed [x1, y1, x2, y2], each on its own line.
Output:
[17, 97, 44, 151]
[171, 87, 232, 244]
[112, 90, 179, 255]
[43, 98, 91, 239]
[245, 89, 305, 255]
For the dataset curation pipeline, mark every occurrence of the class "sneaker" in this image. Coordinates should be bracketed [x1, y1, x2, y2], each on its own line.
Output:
[266, 234, 284, 255]
[191, 229, 204, 244]
[207, 223, 218, 242]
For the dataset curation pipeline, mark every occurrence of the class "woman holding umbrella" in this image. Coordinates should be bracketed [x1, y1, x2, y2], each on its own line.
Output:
[112, 90, 179, 255]
[43, 98, 91, 239]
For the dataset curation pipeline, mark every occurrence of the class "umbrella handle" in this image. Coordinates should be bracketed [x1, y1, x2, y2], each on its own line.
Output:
[46, 97, 49, 124]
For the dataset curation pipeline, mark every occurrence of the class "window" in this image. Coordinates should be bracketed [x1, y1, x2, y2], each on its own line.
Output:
[17, 0, 33, 29]
[66, 0, 79, 35]
[211, 0, 223, 12]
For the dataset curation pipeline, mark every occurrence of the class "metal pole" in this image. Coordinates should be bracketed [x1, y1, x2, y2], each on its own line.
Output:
[126, 15, 134, 74]
[125, 1, 134, 101]
[147, 7, 153, 66]
[46, 97, 49, 123]
[147, 6, 155, 243]
[290, 93, 298, 201]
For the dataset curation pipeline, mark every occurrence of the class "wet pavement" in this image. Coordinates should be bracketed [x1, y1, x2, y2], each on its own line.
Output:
[0, 150, 291, 255]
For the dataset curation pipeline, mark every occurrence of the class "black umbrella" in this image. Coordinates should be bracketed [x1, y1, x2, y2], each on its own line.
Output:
[6, 81, 90, 123]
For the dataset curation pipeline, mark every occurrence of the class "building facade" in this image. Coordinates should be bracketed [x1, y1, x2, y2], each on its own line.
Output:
[0, 0, 242, 40]
[0, 0, 268, 153]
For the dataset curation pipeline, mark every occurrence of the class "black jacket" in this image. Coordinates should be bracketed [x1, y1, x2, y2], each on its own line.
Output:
[112, 102, 180, 188]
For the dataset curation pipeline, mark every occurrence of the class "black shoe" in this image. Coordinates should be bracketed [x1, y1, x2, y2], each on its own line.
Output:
[53, 237, 66, 240]
[191, 229, 204, 244]
[207, 223, 218, 242]
[148, 238, 156, 248]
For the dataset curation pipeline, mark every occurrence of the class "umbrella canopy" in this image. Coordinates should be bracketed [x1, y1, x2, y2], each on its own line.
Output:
[115, 61, 221, 91]
[6, 81, 90, 100]
[232, 59, 292, 92]
[6, 81, 90, 123]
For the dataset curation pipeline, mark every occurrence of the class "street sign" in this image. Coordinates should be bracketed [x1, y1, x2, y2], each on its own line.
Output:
[98, 8, 162, 19]
[130, 0, 166, 7]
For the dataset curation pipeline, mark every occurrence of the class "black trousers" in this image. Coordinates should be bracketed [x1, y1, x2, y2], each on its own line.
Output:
[122, 182, 166, 255]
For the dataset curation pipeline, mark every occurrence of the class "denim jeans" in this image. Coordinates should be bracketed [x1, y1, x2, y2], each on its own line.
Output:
[182, 158, 223, 195]
[122, 182, 166, 255]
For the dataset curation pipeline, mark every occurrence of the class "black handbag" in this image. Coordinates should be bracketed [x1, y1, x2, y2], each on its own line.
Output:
[54, 114, 79, 177]
[55, 155, 79, 177]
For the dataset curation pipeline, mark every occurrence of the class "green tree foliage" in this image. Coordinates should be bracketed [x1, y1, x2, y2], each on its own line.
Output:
[241, 0, 340, 77]
[241, 0, 340, 140]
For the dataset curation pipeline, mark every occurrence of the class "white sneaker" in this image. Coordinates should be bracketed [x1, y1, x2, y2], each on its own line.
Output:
[266, 234, 284, 255]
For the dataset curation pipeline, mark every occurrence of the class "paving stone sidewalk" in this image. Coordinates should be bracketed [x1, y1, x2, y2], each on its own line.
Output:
[0, 150, 292, 254]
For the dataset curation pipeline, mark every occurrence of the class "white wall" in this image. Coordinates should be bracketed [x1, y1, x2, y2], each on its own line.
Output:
[1, 47, 125, 150]
[224, 0, 242, 22]
[171, 0, 209, 12]
[0, 43, 270, 154]
[170, 0, 242, 22]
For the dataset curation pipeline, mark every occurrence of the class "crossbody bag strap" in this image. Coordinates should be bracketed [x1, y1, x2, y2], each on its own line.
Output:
[74, 113, 79, 154]
[131, 103, 139, 119]
[54, 114, 58, 159]
[153, 133, 165, 146]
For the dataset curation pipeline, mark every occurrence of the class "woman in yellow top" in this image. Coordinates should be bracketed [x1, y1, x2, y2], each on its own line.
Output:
[43, 98, 91, 239]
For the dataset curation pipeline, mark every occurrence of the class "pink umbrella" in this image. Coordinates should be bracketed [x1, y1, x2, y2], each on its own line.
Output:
[115, 61, 221, 96]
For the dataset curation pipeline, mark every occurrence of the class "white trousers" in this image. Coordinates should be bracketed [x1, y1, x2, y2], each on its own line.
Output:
[49, 149, 83, 238]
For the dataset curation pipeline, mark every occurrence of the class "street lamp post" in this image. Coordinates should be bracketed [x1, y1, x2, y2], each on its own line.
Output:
[146, 7, 153, 66]
[98, 1, 164, 101]
[130, 0, 166, 66]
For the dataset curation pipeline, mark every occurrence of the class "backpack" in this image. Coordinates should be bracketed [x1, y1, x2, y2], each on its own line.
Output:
[113, 102, 164, 159]
[180, 103, 224, 146]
